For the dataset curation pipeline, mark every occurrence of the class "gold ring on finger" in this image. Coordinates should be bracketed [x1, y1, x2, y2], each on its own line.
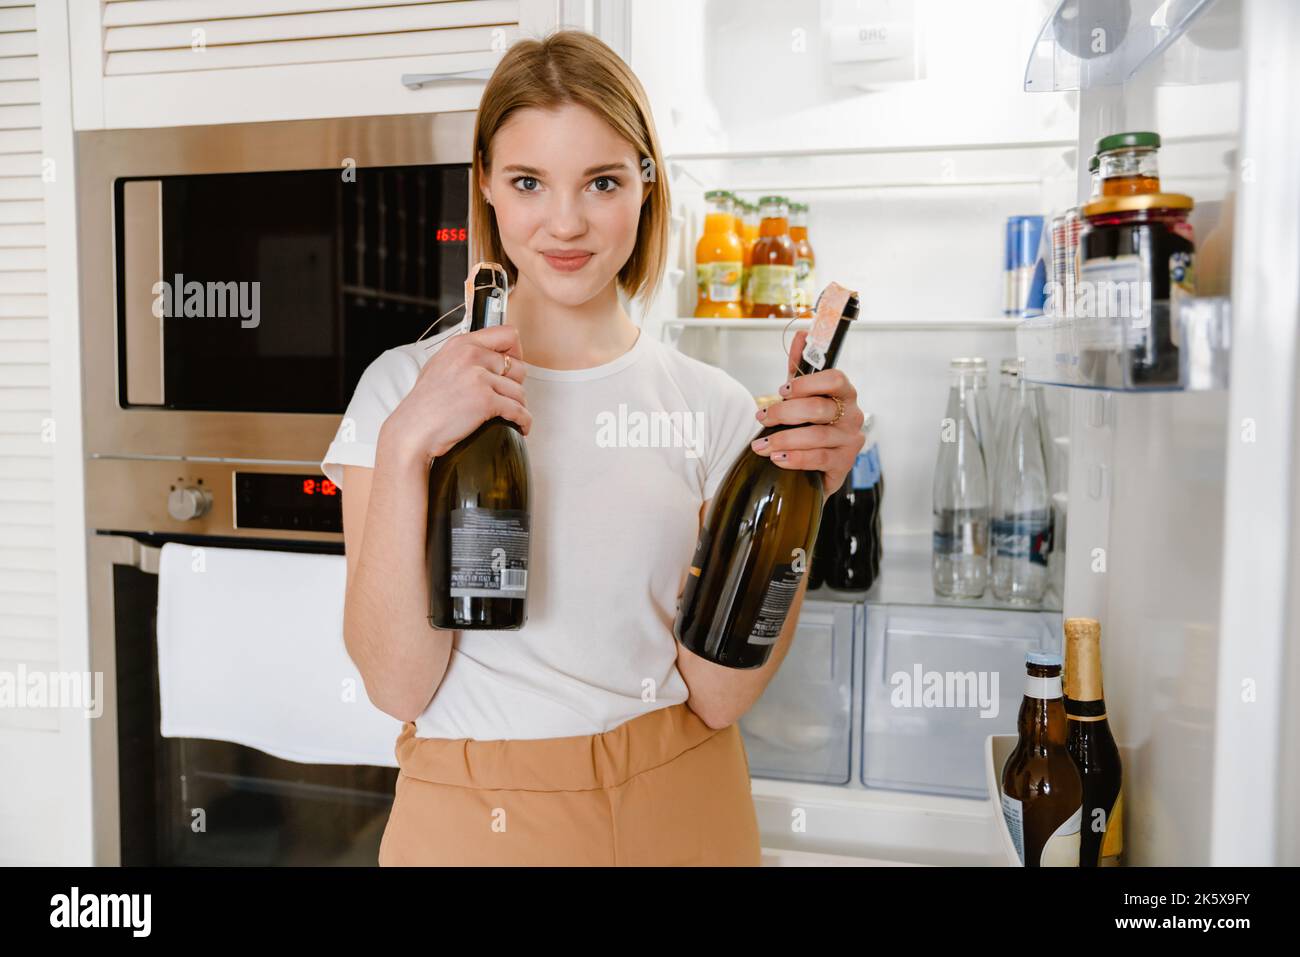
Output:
[828, 396, 845, 426]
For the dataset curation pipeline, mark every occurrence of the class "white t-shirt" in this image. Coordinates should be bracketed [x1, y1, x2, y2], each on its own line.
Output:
[320, 324, 761, 741]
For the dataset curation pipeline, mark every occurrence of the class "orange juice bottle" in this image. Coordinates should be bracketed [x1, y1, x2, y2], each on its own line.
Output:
[790, 201, 815, 318]
[694, 190, 744, 318]
[739, 199, 759, 316]
[749, 195, 797, 319]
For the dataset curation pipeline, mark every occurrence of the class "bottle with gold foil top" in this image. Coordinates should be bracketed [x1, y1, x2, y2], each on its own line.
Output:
[1000, 652, 1083, 866]
[1064, 617, 1124, 866]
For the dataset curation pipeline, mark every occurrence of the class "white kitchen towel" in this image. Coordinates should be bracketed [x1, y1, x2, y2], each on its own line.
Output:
[156, 542, 404, 766]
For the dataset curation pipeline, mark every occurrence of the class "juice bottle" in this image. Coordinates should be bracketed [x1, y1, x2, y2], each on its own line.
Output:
[790, 201, 816, 319]
[739, 200, 759, 317]
[748, 195, 797, 319]
[693, 190, 744, 318]
[1096, 131, 1161, 197]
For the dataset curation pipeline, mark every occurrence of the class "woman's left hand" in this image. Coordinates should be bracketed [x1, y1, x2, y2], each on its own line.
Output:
[749, 329, 865, 498]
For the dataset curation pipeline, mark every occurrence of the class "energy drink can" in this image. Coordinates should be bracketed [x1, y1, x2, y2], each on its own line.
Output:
[1004, 215, 1046, 317]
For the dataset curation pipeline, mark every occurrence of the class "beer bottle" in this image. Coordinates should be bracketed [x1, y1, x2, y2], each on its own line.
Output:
[1000, 652, 1082, 866]
[1064, 617, 1124, 866]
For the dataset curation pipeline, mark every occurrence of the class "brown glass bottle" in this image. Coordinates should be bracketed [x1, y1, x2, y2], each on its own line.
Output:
[426, 264, 531, 630]
[1064, 618, 1124, 866]
[673, 283, 858, 668]
[1000, 653, 1083, 866]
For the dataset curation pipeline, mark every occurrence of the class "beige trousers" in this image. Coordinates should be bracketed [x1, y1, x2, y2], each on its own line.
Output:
[378, 702, 762, 866]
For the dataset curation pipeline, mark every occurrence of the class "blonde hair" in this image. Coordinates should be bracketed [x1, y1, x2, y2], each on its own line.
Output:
[471, 30, 670, 305]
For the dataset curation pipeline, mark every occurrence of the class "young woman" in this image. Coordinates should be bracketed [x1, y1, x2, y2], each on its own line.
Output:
[320, 30, 866, 866]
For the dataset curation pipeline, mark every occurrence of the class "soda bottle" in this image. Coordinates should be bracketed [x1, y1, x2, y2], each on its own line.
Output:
[808, 487, 835, 591]
[826, 418, 882, 591]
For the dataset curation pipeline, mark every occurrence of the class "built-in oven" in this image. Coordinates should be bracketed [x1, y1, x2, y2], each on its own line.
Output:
[77, 114, 475, 865]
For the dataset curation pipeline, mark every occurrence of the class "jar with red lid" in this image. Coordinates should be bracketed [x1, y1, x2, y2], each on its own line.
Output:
[1076, 192, 1195, 389]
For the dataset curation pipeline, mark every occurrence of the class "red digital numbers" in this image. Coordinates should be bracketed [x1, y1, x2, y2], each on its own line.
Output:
[322, 480, 337, 496]
[302, 479, 317, 495]
[301, 478, 337, 496]
[435, 227, 468, 243]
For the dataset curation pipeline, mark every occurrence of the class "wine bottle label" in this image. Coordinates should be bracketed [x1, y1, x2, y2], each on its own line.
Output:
[448, 507, 529, 598]
[850, 444, 882, 490]
[991, 515, 1052, 566]
[803, 281, 850, 370]
[1000, 793, 1025, 865]
[749, 265, 796, 308]
[746, 562, 803, 646]
[1039, 805, 1082, 867]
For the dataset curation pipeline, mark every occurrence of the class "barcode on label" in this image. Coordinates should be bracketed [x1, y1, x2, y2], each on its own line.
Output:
[500, 568, 527, 590]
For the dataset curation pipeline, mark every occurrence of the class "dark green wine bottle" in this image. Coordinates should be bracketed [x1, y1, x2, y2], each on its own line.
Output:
[673, 283, 859, 668]
[426, 264, 531, 630]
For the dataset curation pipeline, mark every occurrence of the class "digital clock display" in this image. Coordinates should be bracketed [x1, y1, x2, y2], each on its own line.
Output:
[235, 471, 342, 533]
[435, 227, 468, 242]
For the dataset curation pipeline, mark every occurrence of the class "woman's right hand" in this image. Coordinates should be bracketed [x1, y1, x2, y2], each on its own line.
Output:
[380, 325, 531, 467]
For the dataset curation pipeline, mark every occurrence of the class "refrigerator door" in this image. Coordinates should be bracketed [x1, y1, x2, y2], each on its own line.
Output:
[1210, 0, 1300, 866]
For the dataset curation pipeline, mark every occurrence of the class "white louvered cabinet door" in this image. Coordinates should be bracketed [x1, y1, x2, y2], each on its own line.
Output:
[68, 0, 568, 129]
[0, 2, 58, 740]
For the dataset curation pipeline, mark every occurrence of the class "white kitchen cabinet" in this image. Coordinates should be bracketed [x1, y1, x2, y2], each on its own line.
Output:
[67, 0, 577, 129]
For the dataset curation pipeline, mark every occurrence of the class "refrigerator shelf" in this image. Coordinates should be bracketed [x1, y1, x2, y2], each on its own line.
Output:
[664, 140, 1075, 195]
[1023, 0, 1235, 93]
[1015, 296, 1230, 392]
[808, 532, 1064, 615]
[663, 316, 1018, 332]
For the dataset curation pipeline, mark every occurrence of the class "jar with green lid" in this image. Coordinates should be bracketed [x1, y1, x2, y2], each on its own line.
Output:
[1096, 131, 1161, 198]
[1077, 192, 1195, 388]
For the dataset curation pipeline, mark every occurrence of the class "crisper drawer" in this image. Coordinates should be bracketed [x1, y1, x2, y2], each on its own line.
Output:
[860, 604, 1060, 799]
[739, 599, 856, 786]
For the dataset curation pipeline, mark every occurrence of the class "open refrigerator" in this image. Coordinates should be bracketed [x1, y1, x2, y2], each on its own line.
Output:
[608, 0, 1299, 865]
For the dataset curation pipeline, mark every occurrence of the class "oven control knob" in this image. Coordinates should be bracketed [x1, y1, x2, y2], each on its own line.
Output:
[168, 486, 212, 521]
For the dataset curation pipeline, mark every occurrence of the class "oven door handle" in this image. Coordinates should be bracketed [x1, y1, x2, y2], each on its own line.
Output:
[108, 537, 162, 575]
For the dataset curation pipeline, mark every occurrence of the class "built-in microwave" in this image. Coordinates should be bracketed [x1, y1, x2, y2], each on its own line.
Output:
[77, 111, 475, 463]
